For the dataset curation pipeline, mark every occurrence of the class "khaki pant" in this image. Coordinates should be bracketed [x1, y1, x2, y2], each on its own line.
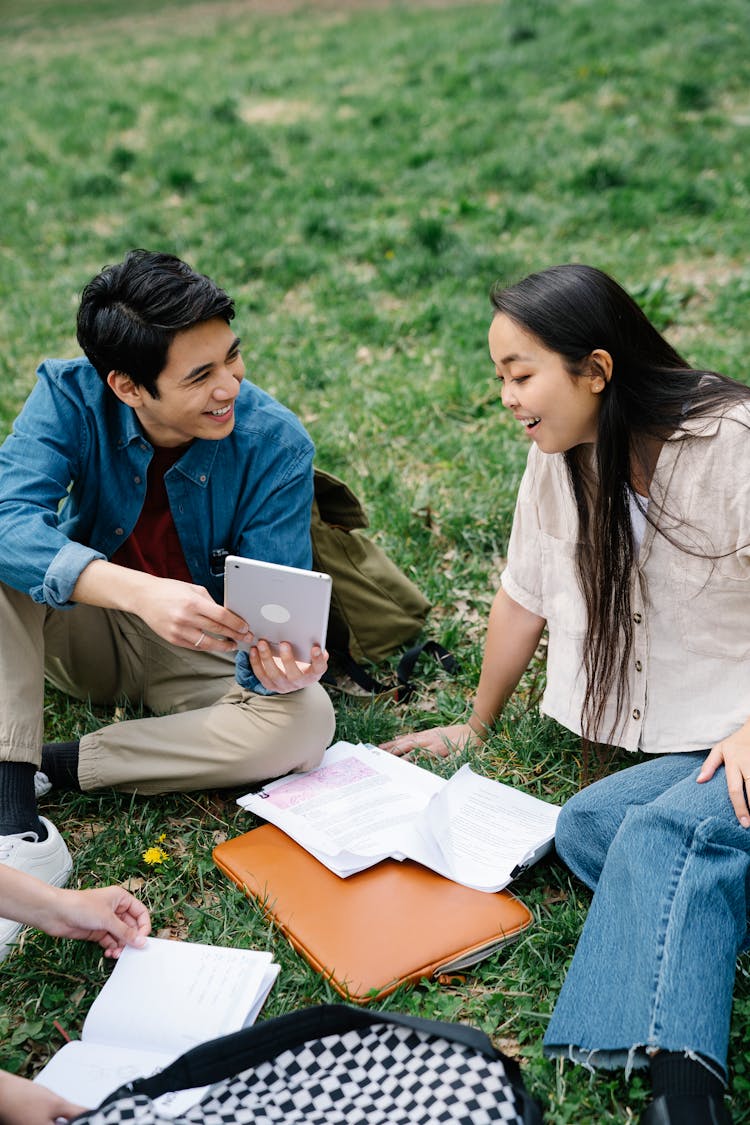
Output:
[0, 581, 335, 794]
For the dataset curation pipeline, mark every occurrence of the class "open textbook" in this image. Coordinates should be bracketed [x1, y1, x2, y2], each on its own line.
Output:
[34, 937, 279, 1118]
[238, 741, 560, 892]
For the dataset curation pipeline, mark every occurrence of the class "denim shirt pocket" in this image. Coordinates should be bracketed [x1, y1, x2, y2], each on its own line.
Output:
[672, 559, 750, 661]
[540, 532, 587, 639]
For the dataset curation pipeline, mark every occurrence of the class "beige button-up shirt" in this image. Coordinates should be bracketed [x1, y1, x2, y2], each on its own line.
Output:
[501, 404, 750, 754]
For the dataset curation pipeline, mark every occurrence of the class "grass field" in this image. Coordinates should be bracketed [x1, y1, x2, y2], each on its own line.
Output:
[1, 0, 750, 1120]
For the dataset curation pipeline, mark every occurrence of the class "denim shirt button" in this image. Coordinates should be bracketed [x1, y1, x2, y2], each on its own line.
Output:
[140, 443, 148, 452]
[115, 527, 124, 536]
[200, 474, 207, 483]
[134, 476, 141, 485]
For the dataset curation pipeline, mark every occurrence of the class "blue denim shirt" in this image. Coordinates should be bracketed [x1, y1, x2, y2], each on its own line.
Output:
[0, 357, 315, 692]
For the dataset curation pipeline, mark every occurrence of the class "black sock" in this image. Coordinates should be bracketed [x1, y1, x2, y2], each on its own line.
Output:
[41, 741, 81, 792]
[650, 1051, 725, 1101]
[0, 762, 47, 838]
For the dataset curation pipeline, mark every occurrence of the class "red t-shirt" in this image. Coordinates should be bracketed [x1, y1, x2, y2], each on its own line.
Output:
[112, 445, 193, 582]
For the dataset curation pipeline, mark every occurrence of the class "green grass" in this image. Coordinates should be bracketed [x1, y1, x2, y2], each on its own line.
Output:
[0, 0, 749, 1120]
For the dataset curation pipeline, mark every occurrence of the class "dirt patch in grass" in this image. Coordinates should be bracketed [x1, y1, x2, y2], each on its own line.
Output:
[238, 98, 320, 126]
[5, 0, 498, 55]
[658, 257, 748, 354]
[280, 282, 317, 316]
[661, 256, 747, 293]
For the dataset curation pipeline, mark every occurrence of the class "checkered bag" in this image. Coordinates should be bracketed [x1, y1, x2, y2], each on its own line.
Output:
[72, 1004, 543, 1124]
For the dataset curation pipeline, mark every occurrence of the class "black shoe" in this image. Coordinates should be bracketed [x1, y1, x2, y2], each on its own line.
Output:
[641, 1093, 732, 1125]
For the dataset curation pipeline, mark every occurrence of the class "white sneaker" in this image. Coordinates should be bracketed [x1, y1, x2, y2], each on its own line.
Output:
[0, 818, 73, 962]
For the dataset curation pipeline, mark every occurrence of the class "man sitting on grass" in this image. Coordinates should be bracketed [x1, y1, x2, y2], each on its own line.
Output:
[0, 249, 334, 958]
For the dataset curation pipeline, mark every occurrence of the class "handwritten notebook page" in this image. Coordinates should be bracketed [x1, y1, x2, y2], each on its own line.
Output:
[35, 940, 278, 1117]
[82, 938, 273, 1053]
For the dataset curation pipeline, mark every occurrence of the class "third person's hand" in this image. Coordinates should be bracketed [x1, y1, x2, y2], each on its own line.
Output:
[381, 722, 481, 759]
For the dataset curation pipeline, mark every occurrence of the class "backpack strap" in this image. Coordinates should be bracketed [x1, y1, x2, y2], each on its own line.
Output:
[326, 640, 457, 703]
[396, 640, 458, 700]
[111, 1004, 511, 1102]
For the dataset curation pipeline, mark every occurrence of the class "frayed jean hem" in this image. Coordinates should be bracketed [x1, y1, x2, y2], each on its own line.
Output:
[543, 1043, 727, 1085]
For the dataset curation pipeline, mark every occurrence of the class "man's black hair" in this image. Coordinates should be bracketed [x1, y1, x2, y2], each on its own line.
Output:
[76, 249, 235, 398]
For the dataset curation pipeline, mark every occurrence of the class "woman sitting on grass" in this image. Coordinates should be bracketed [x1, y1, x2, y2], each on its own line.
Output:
[384, 263, 749, 1125]
[0, 865, 150, 1125]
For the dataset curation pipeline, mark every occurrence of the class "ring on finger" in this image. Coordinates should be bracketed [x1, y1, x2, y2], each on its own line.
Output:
[194, 631, 206, 648]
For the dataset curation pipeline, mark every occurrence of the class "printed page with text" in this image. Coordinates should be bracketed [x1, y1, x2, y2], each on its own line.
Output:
[238, 741, 559, 891]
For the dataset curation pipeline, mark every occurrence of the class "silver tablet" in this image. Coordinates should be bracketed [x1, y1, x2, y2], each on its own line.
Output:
[223, 556, 332, 661]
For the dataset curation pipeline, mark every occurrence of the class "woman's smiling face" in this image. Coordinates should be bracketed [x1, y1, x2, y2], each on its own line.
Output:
[489, 313, 606, 454]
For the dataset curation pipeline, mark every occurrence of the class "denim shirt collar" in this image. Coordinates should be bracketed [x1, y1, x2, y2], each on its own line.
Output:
[114, 400, 220, 488]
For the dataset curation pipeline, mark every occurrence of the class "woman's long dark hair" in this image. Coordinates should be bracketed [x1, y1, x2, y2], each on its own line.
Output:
[491, 264, 750, 745]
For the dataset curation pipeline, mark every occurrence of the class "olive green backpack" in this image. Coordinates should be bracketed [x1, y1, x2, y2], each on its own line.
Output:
[311, 469, 455, 700]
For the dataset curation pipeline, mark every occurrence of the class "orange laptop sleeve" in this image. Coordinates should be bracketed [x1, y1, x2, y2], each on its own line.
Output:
[213, 824, 533, 1003]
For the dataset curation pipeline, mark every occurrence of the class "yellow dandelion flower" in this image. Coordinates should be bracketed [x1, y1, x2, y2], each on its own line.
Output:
[142, 845, 168, 865]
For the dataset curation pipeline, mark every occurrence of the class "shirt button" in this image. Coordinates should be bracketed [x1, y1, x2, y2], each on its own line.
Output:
[635, 660, 642, 672]
[115, 527, 124, 536]
[633, 612, 642, 624]
[632, 708, 641, 720]
[140, 443, 148, 453]
[199, 474, 207, 483]
[134, 476, 141, 485]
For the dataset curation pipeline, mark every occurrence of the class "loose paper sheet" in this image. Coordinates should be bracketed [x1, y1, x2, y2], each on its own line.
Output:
[240, 742, 442, 872]
[239, 742, 559, 891]
[424, 764, 560, 890]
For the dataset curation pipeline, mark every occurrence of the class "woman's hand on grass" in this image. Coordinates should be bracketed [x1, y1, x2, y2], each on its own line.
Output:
[381, 722, 481, 758]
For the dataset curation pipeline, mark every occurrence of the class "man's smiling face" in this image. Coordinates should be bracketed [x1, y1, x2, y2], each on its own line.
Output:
[109, 317, 245, 448]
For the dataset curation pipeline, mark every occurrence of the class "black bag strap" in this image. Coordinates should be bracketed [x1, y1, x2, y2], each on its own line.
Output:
[328, 640, 458, 703]
[107, 1003, 512, 1104]
[396, 639, 458, 699]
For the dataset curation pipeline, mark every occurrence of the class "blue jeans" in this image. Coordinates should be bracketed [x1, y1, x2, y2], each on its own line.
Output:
[543, 752, 750, 1082]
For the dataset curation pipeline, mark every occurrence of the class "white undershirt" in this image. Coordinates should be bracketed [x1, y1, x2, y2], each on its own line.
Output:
[627, 487, 649, 554]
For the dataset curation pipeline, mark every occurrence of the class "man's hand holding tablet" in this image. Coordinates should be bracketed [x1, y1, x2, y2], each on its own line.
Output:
[224, 556, 332, 693]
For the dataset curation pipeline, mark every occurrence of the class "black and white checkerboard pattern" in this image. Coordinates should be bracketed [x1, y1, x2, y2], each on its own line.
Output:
[79, 1024, 526, 1125]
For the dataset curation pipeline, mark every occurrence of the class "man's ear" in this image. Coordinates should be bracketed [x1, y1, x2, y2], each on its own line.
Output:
[588, 348, 613, 393]
[106, 370, 143, 407]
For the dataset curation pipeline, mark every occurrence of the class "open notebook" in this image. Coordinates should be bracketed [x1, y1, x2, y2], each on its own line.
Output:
[34, 937, 279, 1117]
